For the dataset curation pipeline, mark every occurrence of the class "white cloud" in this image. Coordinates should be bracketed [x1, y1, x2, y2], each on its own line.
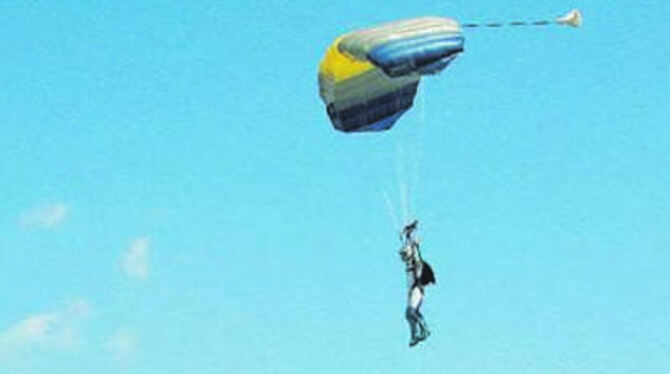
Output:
[0, 299, 91, 357]
[122, 238, 151, 280]
[2, 314, 55, 345]
[105, 328, 137, 364]
[19, 203, 69, 228]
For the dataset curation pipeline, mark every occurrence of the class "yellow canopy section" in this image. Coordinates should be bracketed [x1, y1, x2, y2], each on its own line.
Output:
[318, 37, 376, 83]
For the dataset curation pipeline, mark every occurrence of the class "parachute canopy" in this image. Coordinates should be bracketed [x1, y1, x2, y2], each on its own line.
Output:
[318, 17, 464, 133]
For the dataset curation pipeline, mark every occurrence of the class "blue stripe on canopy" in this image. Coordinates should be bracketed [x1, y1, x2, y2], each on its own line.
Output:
[368, 35, 464, 77]
[355, 110, 408, 132]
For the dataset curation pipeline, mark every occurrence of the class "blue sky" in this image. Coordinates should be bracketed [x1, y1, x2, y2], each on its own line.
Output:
[1, 1, 669, 373]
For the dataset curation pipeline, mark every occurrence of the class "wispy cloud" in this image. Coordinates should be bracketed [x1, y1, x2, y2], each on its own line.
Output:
[19, 203, 69, 228]
[0, 299, 91, 357]
[122, 238, 151, 280]
[105, 328, 137, 364]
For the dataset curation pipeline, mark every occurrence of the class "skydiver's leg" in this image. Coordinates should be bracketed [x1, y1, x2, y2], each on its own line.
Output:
[407, 286, 425, 346]
[406, 306, 421, 347]
[405, 307, 418, 337]
[410, 287, 430, 340]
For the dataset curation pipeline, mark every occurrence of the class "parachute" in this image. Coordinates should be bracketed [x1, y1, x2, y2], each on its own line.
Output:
[318, 17, 465, 133]
[317, 10, 582, 133]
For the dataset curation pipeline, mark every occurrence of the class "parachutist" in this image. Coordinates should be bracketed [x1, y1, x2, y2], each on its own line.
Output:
[399, 220, 435, 347]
